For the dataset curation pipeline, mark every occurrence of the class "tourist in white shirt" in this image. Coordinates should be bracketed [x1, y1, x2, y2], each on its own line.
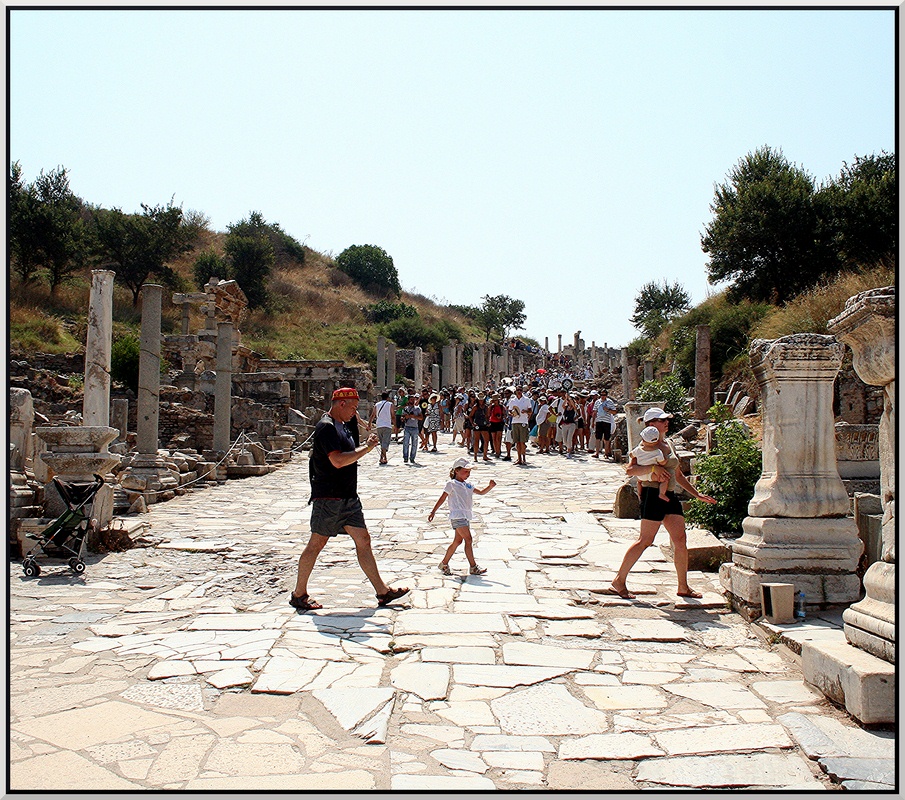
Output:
[506, 385, 534, 465]
[592, 388, 618, 460]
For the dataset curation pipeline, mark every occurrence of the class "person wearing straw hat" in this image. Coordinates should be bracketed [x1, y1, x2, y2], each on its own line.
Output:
[290, 387, 409, 612]
[605, 407, 716, 601]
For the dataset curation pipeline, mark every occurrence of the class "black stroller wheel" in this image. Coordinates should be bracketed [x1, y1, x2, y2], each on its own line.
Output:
[69, 559, 86, 574]
[23, 560, 41, 578]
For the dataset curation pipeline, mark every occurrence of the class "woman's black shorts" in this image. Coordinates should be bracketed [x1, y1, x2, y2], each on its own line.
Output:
[595, 421, 612, 441]
[488, 422, 504, 433]
[639, 486, 684, 522]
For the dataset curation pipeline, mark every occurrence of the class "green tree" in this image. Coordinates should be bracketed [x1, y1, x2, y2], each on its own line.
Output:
[193, 250, 230, 289]
[631, 280, 691, 339]
[10, 165, 89, 294]
[225, 233, 274, 309]
[227, 210, 305, 270]
[335, 244, 401, 297]
[92, 202, 193, 305]
[701, 146, 835, 303]
[820, 152, 896, 271]
[9, 162, 44, 285]
[474, 294, 526, 341]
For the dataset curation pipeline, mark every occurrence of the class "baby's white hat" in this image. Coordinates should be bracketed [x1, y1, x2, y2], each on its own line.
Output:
[640, 426, 661, 443]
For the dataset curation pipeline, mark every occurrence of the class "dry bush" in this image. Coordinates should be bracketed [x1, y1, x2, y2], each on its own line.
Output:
[753, 265, 895, 339]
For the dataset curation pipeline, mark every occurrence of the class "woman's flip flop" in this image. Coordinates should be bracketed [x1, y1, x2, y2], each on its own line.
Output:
[676, 589, 703, 599]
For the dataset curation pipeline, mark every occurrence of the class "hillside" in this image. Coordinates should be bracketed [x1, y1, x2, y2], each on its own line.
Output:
[9, 237, 486, 370]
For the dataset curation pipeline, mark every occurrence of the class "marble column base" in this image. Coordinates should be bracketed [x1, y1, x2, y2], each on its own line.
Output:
[120, 455, 180, 505]
[729, 516, 862, 573]
[843, 560, 895, 663]
[720, 562, 862, 620]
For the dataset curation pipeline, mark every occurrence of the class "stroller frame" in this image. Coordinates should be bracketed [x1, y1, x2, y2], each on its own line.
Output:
[22, 474, 104, 577]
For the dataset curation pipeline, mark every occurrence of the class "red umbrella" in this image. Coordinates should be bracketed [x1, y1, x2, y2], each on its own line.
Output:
[536, 368, 547, 374]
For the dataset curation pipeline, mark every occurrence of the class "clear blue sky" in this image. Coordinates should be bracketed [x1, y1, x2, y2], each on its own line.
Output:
[9, 6, 896, 349]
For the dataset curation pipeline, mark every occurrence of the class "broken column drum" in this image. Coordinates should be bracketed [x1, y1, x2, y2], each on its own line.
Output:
[82, 269, 115, 427]
[376, 336, 386, 391]
[828, 286, 896, 663]
[694, 324, 712, 419]
[720, 334, 863, 615]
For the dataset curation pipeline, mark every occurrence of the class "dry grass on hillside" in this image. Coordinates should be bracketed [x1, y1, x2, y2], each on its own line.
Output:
[752, 265, 895, 340]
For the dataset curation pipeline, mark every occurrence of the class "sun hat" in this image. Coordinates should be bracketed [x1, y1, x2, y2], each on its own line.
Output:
[642, 406, 673, 423]
[452, 457, 473, 470]
[332, 387, 360, 401]
[640, 425, 661, 443]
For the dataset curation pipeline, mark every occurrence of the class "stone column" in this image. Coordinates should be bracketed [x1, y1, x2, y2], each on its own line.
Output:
[441, 345, 453, 387]
[720, 334, 862, 617]
[120, 286, 180, 503]
[574, 331, 581, 352]
[213, 322, 234, 452]
[431, 363, 440, 390]
[557, 334, 562, 353]
[136, 285, 163, 455]
[544, 337, 549, 352]
[82, 269, 115, 427]
[111, 398, 129, 443]
[643, 360, 654, 383]
[621, 348, 631, 401]
[695, 324, 712, 420]
[455, 344, 464, 386]
[387, 342, 397, 387]
[829, 287, 895, 662]
[376, 336, 386, 391]
[518, 355, 524, 374]
[414, 347, 424, 392]
[627, 358, 639, 400]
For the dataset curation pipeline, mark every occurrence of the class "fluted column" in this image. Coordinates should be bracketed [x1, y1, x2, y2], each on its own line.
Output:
[829, 287, 895, 662]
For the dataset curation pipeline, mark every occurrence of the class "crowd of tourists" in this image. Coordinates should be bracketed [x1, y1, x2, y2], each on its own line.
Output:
[367, 369, 620, 466]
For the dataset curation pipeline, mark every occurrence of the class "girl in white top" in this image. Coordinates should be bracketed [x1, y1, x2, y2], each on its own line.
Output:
[428, 458, 496, 576]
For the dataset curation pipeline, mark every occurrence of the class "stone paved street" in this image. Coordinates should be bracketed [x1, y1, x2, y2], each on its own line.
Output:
[8, 433, 894, 791]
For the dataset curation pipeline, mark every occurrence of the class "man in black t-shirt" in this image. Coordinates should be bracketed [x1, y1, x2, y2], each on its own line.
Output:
[290, 387, 410, 612]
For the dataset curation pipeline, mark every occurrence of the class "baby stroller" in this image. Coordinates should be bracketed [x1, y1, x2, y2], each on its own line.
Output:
[22, 474, 104, 577]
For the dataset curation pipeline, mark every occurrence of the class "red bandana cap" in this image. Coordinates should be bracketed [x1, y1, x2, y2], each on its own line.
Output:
[332, 387, 360, 401]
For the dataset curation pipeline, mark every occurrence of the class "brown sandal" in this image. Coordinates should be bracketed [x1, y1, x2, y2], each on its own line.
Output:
[289, 592, 323, 612]
[376, 586, 410, 607]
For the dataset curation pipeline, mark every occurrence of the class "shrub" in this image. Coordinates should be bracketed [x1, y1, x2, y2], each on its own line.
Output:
[336, 244, 401, 297]
[668, 293, 772, 385]
[193, 250, 230, 289]
[111, 333, 140, 393]
[635, 373, 689, 431]
[382, 316, 448, 352]
[706, 401, 735, 424]
[367, 300, 418, 323]
[686, 420, 762, 535]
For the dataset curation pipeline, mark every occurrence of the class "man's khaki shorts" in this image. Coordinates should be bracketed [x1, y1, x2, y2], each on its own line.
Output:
[511, 424, 529, 444]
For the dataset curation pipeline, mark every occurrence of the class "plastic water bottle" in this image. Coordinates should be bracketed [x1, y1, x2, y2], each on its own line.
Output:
[795, 591, 807, 620]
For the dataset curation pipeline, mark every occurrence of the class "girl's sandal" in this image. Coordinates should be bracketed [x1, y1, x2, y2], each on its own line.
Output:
[469, 564, 487, 575]
[438, 563, 452, 575]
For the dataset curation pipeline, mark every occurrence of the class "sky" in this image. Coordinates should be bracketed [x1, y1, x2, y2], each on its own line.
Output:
[8, 4, 896, 350]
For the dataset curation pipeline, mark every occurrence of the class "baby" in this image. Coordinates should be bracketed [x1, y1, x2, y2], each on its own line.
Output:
[629, 425, 670, 501]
